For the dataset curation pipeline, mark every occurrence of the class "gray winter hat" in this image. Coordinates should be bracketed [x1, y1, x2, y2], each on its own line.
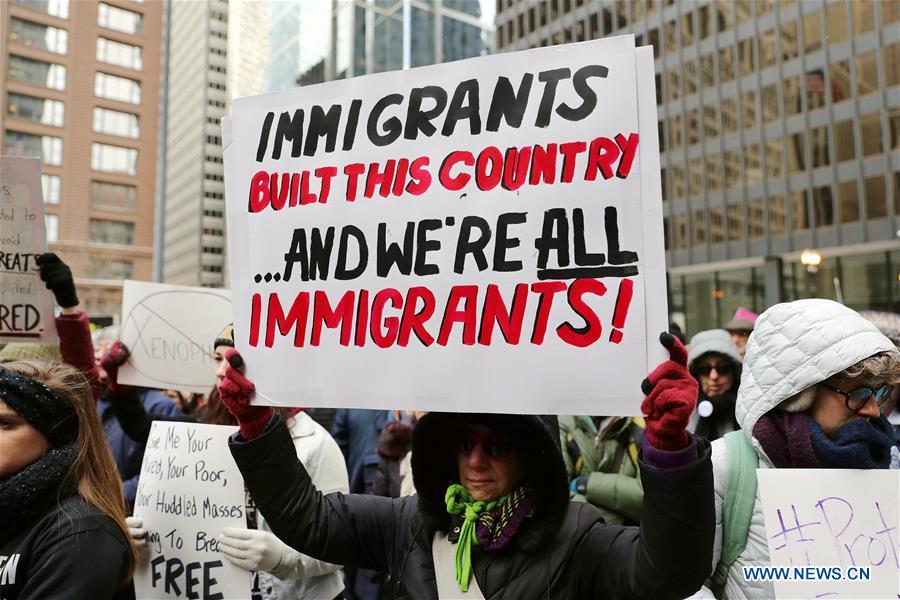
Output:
[688, 329, 743, 367]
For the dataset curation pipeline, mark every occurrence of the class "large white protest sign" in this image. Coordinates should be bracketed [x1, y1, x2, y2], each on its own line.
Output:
[223, 35, 665, 415]
[0, 156, 56, 343]
[757, 469, 900, 599]
[133, 421, 248, 600]
[118, 281, 232, 393]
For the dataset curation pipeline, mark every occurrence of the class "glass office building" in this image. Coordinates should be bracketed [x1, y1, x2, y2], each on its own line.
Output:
[496, 0, 900, 334]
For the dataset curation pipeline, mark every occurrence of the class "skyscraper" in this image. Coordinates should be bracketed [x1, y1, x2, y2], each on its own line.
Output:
[495, 0, 900, 333]
[160, 0, 229, 288]
[1, 0, 163, 320]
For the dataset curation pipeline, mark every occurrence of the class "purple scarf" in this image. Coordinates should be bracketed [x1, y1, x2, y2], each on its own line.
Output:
[753, 412, 896, 469]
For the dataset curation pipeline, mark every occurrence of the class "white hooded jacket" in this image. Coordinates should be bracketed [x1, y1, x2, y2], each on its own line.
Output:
[708, 299, 896, 599]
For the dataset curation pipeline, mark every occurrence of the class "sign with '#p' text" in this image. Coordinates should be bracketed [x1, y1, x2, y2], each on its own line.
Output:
[223, 35, 666, 415]
[0, 156, 56, 343]
[757, 469, 900, 599]
[133, 421, 248, 600]
[118, 281, 232, 393]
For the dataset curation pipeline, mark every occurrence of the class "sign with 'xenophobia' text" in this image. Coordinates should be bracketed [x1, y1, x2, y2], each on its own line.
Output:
[223, 37, 666, 415]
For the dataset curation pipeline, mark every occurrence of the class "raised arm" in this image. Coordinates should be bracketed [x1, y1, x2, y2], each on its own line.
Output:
[220, 350, 406, 572]
[574, 333, 715, 599]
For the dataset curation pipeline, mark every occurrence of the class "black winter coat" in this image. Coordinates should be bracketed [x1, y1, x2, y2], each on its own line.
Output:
[230, 412, 714, 600]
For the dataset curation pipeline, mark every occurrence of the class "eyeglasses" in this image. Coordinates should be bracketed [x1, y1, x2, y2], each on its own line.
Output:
[450, 432, 518, 460]
[821, 382, 894, 412]
[694, 363, 733, 377]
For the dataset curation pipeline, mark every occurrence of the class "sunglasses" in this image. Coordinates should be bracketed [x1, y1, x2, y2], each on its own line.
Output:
[450, 432, 518, 460]
[821, 382, 894, 412]
[694, 363, 734, 377]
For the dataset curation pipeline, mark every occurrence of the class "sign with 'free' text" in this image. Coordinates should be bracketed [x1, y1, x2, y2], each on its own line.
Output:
[133, 421, 248, 600]
[223, 37, 666, 415]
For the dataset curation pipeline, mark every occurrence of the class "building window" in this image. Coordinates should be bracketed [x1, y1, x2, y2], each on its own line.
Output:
[89, 218, 134, 245]
[745, 144, 762, 185]
[765, 139, 783, 177]
[727, 203, 743, 241]
[860, 113, 883, 157]
[812, 185, 834, 227]
[45, 214, 59, 242]
[88, 259, 132, 279]
[91, 180, 137, 211]
[838, 180, 860, 223]
[98, 3, 143, 35]
[718, 47, 735, 83]
[760, 30, 777, 69]
[747, 198, 764, 238]
[780, 21, 799, 61]
[707, 155, 722, 192]
[783, 75, 802, 116]
[768, 195, 787, 235]
[703, 105, 719, 138]
[91, 142, 137, 174]
[688, 159, 703, 197]
[885, 43, 900, 88]
[864, 175, 887, 219]
[9, 17, 68, 54]
[3, 131, 62, 165]
[717, 0, 733, 32]
[6, 92, 64, 126]
[709, 205, 725, 243]
[10, 0, 69, 19]
[722, 98, 738, 135]
[852, 0, 876, 35]
[94, 72, 141, 104]
[672, 213, 688, 250]
[791, 190, 809, 230]
[41, 174, 60, 204]
[803, 11, 822, 52]
[826, 2, 847, 44]
[833, 120, 855, 162]
[683, 60, 698, 95]
[787, 132, 806, 172]
[93, 107, 139, 138]
[741, 91, 757, 129]
[806, 70, 827, 111]
[691, 209, 707, 245]
[738, 38, 755, 77]
[97, 38, 142, 70]
[830, 60, 852, 102]
[724, 150, 741, 188]
[855, 52, 879, 98]
[7, 55, 66, 90]
[810, 126, 830, 168]
[686, 109, 701, 146]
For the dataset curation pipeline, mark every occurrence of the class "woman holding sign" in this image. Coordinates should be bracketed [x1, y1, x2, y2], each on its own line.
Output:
[704, 299, 900, 599]
[0, 360, 136, 599]
[219, 333, 715, 599]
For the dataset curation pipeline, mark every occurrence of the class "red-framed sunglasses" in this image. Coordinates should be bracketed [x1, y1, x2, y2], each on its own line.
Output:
[450, 431, 519, 460]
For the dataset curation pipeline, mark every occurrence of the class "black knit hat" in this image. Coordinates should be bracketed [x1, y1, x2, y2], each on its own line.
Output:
[214, 324, 235, 349]
[0, 366, 78, 446]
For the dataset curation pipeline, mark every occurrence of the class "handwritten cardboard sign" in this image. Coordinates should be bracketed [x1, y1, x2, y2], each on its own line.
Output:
[118, 281, 232, 393]
[133, 421, 249, 600]
[223, 36, 666, 414]
[757, 469, 900, 599]
[0, 156, 56, 343]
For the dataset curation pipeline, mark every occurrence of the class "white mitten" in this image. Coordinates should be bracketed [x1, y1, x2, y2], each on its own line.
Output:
[126, 516, 147, 548]
[218, 528, 300, 575]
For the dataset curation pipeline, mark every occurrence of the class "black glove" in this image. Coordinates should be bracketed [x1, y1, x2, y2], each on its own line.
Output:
[36, 253, 79, 308]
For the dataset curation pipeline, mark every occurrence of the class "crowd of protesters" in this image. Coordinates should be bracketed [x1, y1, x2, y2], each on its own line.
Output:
[2, 253, 899, 599]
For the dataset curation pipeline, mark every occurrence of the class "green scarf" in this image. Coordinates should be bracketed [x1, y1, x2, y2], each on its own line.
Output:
[445, 484, 504, 593]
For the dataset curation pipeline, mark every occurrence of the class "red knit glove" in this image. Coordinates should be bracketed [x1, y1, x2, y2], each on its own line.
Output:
[101, 341, 132, 393]
[640, 332, 697, 451]
[218, 348, 272, 440]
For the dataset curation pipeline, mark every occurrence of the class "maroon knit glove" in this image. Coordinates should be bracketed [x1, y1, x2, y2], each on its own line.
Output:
[218, 348, 272, 440]
[640, 332, 697, 451]
[101, 341, 132, 393]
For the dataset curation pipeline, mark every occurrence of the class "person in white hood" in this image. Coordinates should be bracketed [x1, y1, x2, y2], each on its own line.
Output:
[707, 299, 900, 599]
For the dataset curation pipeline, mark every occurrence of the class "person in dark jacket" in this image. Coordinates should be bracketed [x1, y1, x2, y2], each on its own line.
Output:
[688, 329, 743, 442]
[217, 333, 715, 599]
[0, 360, 136, 599]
